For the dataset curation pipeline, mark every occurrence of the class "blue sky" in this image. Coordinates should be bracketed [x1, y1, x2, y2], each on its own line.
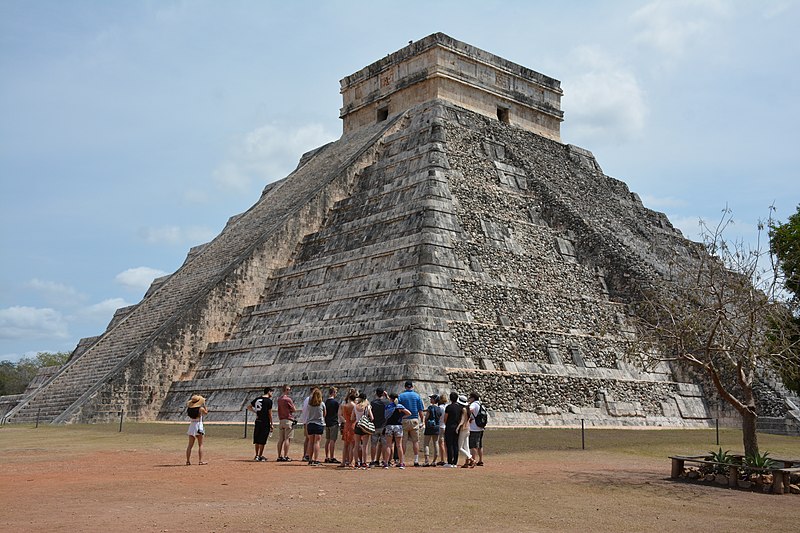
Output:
[1, 0, 798, 362]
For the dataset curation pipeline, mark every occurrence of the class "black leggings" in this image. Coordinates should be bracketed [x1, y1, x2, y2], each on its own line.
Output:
[445, 427, 459, 465]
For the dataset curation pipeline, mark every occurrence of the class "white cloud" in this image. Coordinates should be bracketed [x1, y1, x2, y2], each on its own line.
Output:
[631, 0, 729, 59]
[0, 306, 70, 341]
[115, 267, 168, 291]
[562, 47, 647, 145]
[666, 213, 763, 246]
[213, 122, 336, 193]
[137, 225, 216, 245]
[762, 1, 794, 19]
[666, 214, 703, 240]
[25, 278, 87, 305]
[82, 298, 132, 320]
[640, 194, 688, 209]
[183, 188, 211, 204]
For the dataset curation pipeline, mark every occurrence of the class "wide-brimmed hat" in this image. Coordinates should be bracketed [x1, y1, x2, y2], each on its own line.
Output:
[429, 394, 439, 401]
[457, 395, 468, 406]
[187, 395, 206, 408]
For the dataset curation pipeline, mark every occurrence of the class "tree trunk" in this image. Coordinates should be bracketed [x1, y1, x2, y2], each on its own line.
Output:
[741, 410, 759, 458]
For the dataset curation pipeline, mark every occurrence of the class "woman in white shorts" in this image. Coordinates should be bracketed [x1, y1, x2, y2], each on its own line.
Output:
[186, 394, 208, 465]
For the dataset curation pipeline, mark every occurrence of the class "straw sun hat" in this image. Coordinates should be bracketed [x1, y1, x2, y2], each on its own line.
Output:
[187, 395, 206, 408]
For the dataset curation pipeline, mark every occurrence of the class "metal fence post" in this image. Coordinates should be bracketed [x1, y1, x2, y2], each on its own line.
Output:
[581, 419, 585, 450]
[243, 408, 248, 439]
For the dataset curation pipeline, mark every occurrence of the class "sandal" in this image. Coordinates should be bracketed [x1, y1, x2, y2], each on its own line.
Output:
[185, 461, 191, 466]
[198, 461, 208, 465]
[476, 461, 484, 466]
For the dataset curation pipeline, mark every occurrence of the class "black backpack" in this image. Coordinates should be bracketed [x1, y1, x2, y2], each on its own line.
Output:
[187, 406, 200, 419]
[424, 405, 441, 435]
[473, 402, 488, 429]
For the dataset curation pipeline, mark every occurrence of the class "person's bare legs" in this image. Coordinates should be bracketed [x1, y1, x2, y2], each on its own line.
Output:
[438, 433, 446, 464]
[471, 444, 483, 464]
[325, 435, 335, 460]
[383, 438, 393, 465]
[356, 435, 366, 465]
[309, 434, 320, 462]
[371, 439, 382, 464]
[397, 436, 405, 466]
[281, 436, 292, 458]
[186, 436, 195, 465]
[196, 434, 205, 464]
[402, 428, 420, 464]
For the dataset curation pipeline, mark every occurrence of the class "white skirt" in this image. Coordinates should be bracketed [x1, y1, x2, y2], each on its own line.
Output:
[187, 418, 205, 437]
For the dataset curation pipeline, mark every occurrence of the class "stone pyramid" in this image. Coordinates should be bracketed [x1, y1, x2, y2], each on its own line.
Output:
[6, 33, 722, 427]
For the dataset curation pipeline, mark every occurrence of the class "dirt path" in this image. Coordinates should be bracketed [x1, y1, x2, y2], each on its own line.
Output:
[2, 442, 797, 532]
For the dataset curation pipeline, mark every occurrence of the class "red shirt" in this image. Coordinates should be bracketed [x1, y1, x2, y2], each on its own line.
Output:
[277, 394, 296, 420]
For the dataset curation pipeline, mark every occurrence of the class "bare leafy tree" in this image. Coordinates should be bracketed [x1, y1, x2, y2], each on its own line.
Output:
[632, 208, 799, 458]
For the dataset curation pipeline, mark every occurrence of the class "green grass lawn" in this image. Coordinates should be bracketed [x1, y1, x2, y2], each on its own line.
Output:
[2, 422, 798, 460]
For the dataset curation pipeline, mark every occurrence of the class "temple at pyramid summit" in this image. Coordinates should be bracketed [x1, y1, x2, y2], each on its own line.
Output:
[3, 33, 798, 432]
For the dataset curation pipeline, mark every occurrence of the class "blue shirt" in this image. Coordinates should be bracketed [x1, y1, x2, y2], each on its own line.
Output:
[398, 390, 425, 419]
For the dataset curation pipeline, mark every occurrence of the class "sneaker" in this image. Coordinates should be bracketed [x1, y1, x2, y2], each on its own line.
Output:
[413, 462, 421, 467]
[302, 455, 310, 462]
[476, 461, 484, 466]
[275, 456, 285, 462]
[330, 458, 341, 464]
[382, 462, 389, 469]
[254, 456, 260, 462]
[258, 456, 267, 462]
[436, 461, 445, 466]
[398, 463, 406, 470]
[422, 462, 430, 467]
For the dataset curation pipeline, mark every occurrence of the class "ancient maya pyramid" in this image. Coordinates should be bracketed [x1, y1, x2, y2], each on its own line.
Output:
[5, 33, 796, 430]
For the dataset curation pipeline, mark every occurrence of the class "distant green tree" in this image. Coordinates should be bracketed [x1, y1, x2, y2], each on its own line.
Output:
[31, 351, 70, 368]
[770, 204, 800, 393]
[0, 351, 70, 396]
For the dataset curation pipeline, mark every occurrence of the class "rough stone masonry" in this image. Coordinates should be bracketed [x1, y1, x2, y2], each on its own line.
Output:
[4, 33, 797, 432]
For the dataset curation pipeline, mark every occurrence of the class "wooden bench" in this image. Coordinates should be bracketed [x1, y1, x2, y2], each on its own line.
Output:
[669, 455, 800, 495]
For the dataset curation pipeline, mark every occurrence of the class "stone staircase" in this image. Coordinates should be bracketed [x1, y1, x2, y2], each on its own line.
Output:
[5, 115, 403, 424]
[157, 101, 474, 420]
[754, 368, 800, 436]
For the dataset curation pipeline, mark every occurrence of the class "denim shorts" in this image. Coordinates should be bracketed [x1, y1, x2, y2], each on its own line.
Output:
[307, 422, 324, 435]
[385, 425, 403, 438]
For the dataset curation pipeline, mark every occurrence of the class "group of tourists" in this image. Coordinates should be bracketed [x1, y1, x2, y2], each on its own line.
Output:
[184, 380, 487, 469]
